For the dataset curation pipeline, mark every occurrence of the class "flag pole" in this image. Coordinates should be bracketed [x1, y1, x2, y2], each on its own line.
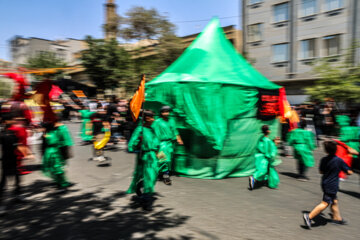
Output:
[138, 74, 145, 165]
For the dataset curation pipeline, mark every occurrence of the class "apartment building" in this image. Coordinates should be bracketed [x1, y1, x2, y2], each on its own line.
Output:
[10, 37, 87, 66]
[243, 0, 360, 103]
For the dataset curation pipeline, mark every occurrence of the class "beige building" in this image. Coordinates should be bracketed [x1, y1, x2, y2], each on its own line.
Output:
[10, 36, 87, 66]
[243, 0, 360, 104]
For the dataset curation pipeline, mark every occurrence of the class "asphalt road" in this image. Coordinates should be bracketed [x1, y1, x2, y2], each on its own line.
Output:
[0, 123, 359, 240]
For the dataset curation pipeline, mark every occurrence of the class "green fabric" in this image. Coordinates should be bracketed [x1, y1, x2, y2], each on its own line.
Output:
[336, 115, 360, 154]
[79, 110, 94, 141]
[336, 115, 351, 127]
[287, 129, 316, 168]
[152, 117, 177, 173]
[127, 126, 160, 194]
[145, 18, 281, 179]
[253, 135, 279, 188]
[42, 125, 73, 187]
[339, 126, 360, 152]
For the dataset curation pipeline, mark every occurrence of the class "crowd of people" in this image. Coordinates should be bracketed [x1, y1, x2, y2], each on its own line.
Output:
[0, 91, 359, 227]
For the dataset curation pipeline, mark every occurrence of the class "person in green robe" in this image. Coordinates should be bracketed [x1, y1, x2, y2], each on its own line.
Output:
[42, 121, 74, 190]
[336, 115, 360, 154]
[79, 105, 94, 144]
[287, 121, 316, 181]
[249, 125, 280, 190]
[151, 106, 183, 185]
[336, 115, 360, 173]
[127, 110, 160, 210]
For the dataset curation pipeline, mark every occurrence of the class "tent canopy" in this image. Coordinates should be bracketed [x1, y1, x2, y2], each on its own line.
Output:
[145, 18, 281, 179]
[147, 18, 280, 89]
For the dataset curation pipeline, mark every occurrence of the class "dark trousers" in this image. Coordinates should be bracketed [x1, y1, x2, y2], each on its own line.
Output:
[297, 160, 307, 177]
[0, 169, 21, 204]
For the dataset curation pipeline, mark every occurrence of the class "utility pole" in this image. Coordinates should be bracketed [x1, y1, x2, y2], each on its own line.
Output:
[241, 0, 247, 55]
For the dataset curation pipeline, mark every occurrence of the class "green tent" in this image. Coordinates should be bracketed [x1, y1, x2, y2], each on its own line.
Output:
[145, 18, 281, 179]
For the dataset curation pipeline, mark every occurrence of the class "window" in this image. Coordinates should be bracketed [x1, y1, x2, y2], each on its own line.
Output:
[248, 23, 263, 42]
[302, 0, 316, 16]
[324, 35, 340, 56]
[274, 2, 289, 23]
[300, 39, 316, 59]
[249, 0, 263, 4]
[272, 43, 289, 62]
[325, 0, 343, 11]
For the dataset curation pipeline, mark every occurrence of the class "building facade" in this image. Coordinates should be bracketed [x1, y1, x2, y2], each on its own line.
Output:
[243, 0, 360, 104]
[10, 37, 87, 66]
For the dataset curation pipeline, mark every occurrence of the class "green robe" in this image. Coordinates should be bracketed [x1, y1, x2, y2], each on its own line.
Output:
[336, 115, 360, 156]
[127, 125, 160, 194]
[151, 117, 178, 173]
[339, 126, 360, 153]
[42, 124, 73, 187]
[253, 135, 280, 189]
[287, 128, 316, 167]
[79, 109, 94, 142]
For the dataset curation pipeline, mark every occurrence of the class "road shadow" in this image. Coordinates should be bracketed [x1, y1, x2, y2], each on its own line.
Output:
[339, 189, 360, 199]
[280, 172, 299, 179]
[0, 180, 191, 240]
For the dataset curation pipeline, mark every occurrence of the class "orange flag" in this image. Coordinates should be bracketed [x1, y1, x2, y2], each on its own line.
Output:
[130, 74, 145, 122]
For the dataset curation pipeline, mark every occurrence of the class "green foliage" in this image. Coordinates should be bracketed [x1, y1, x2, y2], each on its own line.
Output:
[119, 6, 176, 40]
[117, 6, 183, 92]
[81, 36, 132, 90]
[25, 51, 67, 69]
[305, 53, 360, 104]
[25, 51, 67, 82]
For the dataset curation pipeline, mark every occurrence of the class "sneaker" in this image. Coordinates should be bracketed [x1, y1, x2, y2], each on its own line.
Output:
[98, 156, 106, 162]
[297, 177, 309, 182]
[163, 177, 172, 186]
[249, 176, 255, 190]
[303, 213, 311, 229]
[331, 219, 347, 225]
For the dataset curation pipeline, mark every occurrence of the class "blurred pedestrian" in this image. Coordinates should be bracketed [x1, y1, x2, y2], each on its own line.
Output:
[152, 106, 183, 185]
[42, 120, 73, 191]
[303, 140, 353, 229]
[336, 115, 360, 178]
[127, 110, 160, 211]
[79, 104, 94, 145]
[287, 121, 316, 181]
[249, 125, 280, 190]
[0, 112, 32, 213]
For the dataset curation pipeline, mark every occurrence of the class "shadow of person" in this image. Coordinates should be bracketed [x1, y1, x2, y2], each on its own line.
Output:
[339, 189, 360, 199]
[0, 180, 191, 240]
[280, 172, 300, 179]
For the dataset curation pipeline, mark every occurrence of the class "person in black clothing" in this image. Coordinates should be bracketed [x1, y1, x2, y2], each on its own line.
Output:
[303, 140, 353, 229]
[312, 102, 324, 142]
[0, 113, 25, 213]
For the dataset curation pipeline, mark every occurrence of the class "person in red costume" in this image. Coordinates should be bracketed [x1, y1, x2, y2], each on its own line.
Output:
[334, 139, 359, 181]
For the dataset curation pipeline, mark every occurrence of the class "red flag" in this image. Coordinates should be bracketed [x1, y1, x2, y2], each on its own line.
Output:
[33, 79, 57, 123]
[130, 75, 145, 122]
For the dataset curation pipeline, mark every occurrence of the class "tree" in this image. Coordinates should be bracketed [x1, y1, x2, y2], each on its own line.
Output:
[118, 6, 183, 89]
[81, 36, 132, 90]
[26, 51, 67, 69]
[25, 51, 68, 82]
[305, 50, 360, 105]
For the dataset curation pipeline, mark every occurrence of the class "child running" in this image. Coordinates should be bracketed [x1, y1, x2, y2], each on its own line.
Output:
[249, 125, 280, 190]
[303, 140, 353, 229]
